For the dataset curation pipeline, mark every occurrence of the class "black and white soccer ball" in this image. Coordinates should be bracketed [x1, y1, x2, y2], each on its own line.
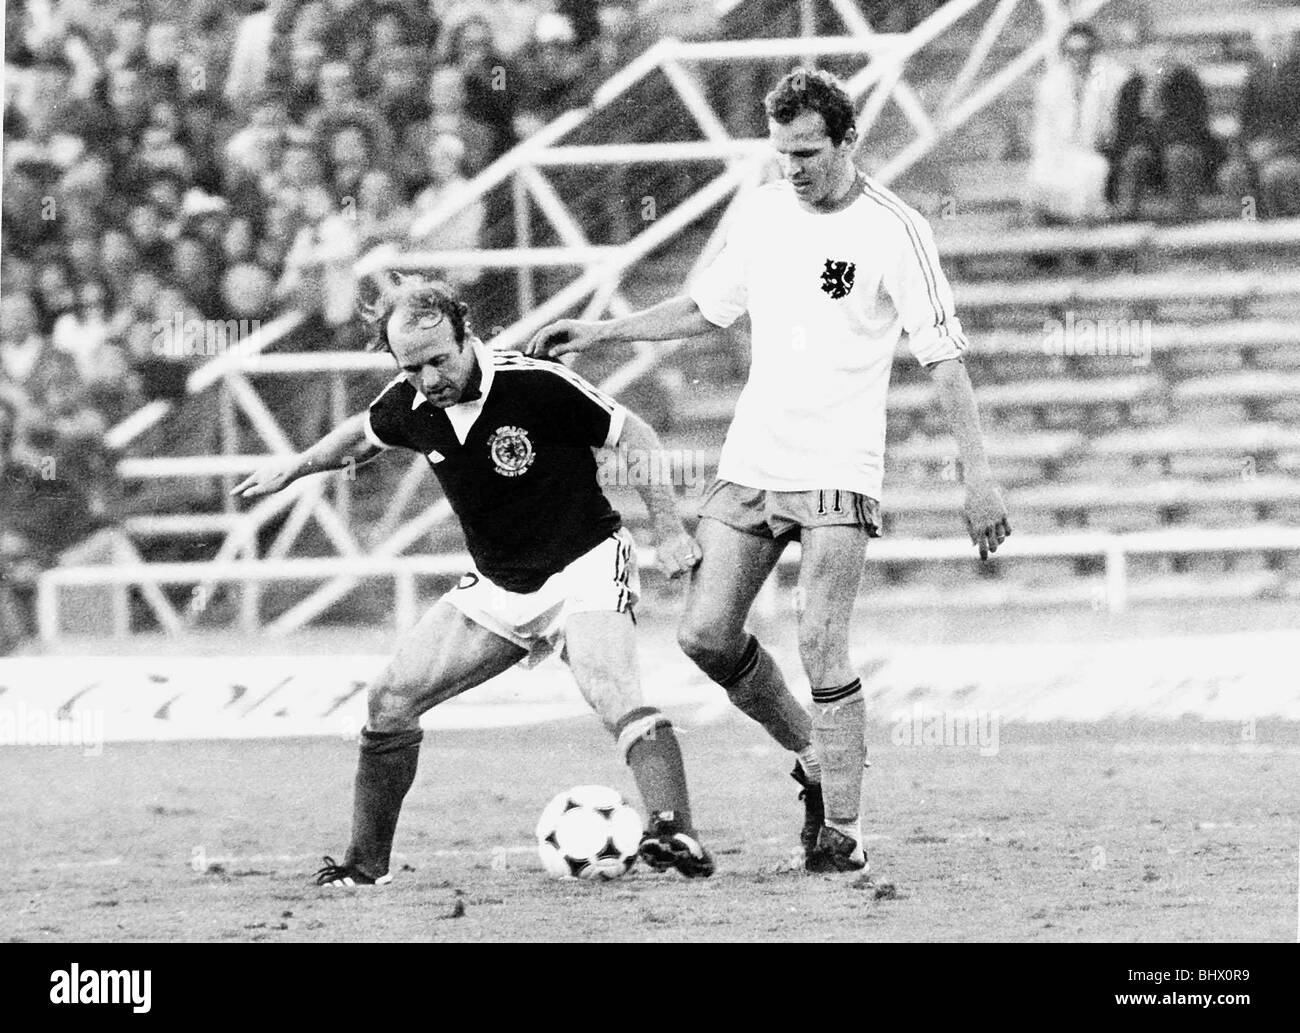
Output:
[535, 785, 643, 881]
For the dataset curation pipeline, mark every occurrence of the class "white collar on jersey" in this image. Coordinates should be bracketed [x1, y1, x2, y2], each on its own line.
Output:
[411, 337, 497, 446]
[409, 336, 496, 411]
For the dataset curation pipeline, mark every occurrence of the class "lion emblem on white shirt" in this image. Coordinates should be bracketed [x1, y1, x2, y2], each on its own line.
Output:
[820, 259, 856, 299]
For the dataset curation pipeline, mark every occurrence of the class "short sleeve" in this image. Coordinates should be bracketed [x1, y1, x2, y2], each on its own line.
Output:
[541, 366, 627, 449]
[879, 205, 968, 368]
[688, 205, 749, 329]
[365, 376, 413, 451]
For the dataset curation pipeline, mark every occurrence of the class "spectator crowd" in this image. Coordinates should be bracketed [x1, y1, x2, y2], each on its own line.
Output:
[1, 0, 648, 647]
[1028, 20, 1300, 225]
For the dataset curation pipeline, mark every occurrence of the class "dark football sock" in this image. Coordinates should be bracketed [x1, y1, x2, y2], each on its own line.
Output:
[811, 679, 865, 834]
[614, 707, 693, 831]
[720, 635, 813, 754]
[342, 727, 423, 879]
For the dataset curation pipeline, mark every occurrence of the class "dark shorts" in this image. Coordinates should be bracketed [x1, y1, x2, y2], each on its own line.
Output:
[698, 480, 883, 542]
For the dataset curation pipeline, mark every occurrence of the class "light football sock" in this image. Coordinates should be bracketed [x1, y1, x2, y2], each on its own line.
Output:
[811, 678, 865, 835]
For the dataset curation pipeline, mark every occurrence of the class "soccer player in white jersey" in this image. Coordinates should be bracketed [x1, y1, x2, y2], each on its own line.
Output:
[528, 68, 1010, 873]
[234, 280, 714, 883]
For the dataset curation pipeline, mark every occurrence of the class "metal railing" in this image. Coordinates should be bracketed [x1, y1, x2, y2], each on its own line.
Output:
[37, 525, 1300, 643]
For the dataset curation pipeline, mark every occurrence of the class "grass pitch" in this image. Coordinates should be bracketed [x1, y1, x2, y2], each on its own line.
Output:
[3, 716, 1296, 942]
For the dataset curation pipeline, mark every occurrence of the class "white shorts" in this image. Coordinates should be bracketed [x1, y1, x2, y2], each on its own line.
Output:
[443, 528, 640, 668]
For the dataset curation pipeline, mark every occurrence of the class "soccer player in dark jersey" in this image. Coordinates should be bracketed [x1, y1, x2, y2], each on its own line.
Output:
[232, 280, 714, 882]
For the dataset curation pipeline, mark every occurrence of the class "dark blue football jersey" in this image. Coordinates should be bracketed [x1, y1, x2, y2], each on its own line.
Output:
[365, 345, 626, 593]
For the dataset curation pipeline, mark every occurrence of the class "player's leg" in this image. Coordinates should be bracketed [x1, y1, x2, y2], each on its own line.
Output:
[321, 600, 526, 885]
[564, 608, 712, 877]
[795, 521, 872, 872]
[677, 515, 817, 773]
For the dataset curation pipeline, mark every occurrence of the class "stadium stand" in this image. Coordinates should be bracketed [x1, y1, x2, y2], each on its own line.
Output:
[1, 0, 673, 642]
[7, 0, 1300, 645]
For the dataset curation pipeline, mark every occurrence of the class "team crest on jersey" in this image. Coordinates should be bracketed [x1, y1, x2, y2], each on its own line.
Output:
[820, 259, 856, 299]
[487, 425, 535, 477]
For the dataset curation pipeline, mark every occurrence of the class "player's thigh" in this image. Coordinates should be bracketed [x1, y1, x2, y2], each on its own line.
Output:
[795, 524, 870, 684]
[370, 600, 526, 728]
[681, 517, 786, 646]
[563, 609, 642, 732]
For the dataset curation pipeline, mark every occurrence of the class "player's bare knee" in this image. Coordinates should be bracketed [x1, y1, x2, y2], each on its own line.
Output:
[581, 674, 643, 734]
[676, 620, 742, 680]
[366, 670, 423, 732]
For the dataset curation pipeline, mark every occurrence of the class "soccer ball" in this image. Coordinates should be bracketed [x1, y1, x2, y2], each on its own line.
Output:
[535, 785, 643, 881]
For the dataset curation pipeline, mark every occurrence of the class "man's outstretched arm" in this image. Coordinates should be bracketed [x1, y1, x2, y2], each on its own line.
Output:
[526, 295, 717, 358]
[231, 412, 382, 499]
[927, 358, 1011, 560]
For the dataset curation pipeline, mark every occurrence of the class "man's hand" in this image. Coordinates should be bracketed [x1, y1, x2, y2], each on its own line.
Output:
[230, 456, 304, 499]
[963, 480, 1011, 561]
[653, 529, 703, 580]
[526, 319, 607, 358]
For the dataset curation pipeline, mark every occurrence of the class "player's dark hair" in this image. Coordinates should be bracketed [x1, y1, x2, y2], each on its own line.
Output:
[365, 277, 472, 353]
[764, 67, 856, 146]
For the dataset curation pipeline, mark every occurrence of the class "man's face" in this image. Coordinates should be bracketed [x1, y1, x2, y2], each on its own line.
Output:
[283, 146, 321, 187]
[319, 64, 354, 107]
[61, 196, 102, 239]
[80, 281, 107, 310]
[151, 101, 181, 136]
[373, 14, 407, 51]
[224, 218, 254, 261]
[427, 137, 463, 181]
[68, 236, 101, 280]
[147, 22, 180, 66]
[387, 308, 478, 407]
[1, 294, 39, 341]
[27, 65, 71, 129]
[382, 61, 421, 99]
[252, 101, 287, 131]
[769, 109, 853, 207]
[147, 177, 182, 212]
[538, 39, 573, 76]
[110, 69, 146, 115]
[331, 127, 368, 168]
[37, 263, 70, 301]
[3, 256, 36, 296]
[292, 44, 326, 87]
[360, 172, 396, 214]
[128, 204, 162, 243]
[429, 68, 465, 115]
[129, 271, 161, 312]
[174, 240, 206, 284]
[101, 231, 137, 278]
[2, 171, 40, 220]
[114, 17, 145, 55]
[458, 19, 493, 62]
[599, 1, 635, 42]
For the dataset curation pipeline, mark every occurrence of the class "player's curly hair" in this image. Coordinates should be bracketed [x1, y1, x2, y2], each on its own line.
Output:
[764, 67, 856, 146]
[362, 274, 472, 352]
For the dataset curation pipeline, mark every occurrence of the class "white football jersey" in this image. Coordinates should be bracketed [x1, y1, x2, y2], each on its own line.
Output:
[689, 174, 967, 500]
